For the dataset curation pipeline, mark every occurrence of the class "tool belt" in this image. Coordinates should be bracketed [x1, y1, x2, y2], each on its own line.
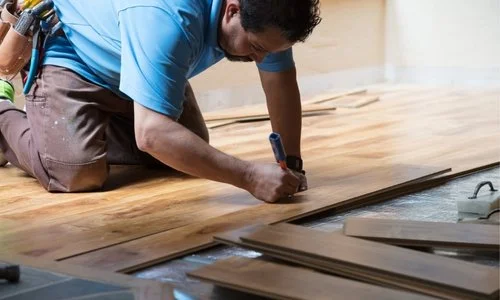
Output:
[0, 0, 56, 82]
[0, 0, 31, 78]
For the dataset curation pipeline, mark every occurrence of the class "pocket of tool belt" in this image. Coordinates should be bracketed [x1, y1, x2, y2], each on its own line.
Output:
[0, 1, 32, 77]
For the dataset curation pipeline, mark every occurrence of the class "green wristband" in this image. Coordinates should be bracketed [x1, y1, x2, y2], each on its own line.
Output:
[0, 80, 15, 102]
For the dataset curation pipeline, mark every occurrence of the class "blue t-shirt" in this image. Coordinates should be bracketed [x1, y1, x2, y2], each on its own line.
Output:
[44, 0, 295, 119]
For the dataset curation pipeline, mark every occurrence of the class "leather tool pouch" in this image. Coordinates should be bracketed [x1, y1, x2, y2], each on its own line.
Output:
[0, 0, 32, 78]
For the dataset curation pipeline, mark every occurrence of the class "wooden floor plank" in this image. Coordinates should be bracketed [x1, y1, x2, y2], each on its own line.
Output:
[343, 217, 500, 250]
[225, 224, 500, 299]
[207, 109, 335, 129]
[204, 103, 335, 122]
[187, 257, 433, 300]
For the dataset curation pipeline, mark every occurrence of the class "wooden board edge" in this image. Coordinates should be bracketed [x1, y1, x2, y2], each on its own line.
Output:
[292, 162, 498, 224]
[204, 103, 336, 122]
[284, 167, 452, 224]
[343, 218, 500, 250]
[118, 242, 220, 274]
[207, 108, 337, 129]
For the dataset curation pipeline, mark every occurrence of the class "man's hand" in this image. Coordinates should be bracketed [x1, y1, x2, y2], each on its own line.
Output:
[244, 163, 301, 203]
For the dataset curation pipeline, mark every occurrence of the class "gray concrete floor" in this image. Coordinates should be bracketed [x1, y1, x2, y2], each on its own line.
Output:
[134, 167, 500, 300]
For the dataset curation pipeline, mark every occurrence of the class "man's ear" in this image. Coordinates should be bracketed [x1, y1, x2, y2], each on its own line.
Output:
[224, 1, 240, 21]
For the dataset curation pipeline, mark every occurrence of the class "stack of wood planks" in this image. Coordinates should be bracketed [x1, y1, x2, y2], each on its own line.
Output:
[193, 220, 499, 299]
[0, 85, 498, 276]
[204, 88, 376, 128]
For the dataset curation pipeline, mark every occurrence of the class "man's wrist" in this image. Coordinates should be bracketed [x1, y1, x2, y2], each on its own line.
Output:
[286, 155, 304, 173]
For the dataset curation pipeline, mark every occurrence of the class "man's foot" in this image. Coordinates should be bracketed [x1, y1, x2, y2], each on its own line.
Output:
[0, 78, 15, 166]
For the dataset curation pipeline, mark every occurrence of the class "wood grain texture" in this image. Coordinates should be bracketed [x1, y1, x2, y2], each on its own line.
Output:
[0, 86, 498, 274]
[218, 224, 500, 299]
[188, 257, 433, 300]
[343, 217, 500, 250]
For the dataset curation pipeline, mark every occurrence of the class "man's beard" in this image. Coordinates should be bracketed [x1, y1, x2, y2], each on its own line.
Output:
[223, 49, 253, 62]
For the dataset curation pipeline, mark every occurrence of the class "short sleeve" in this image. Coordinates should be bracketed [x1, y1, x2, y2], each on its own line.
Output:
[118, 6, 191, 119]
[256, 48, 295, 72]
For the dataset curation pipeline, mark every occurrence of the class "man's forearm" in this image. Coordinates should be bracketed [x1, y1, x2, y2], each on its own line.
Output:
[259, 67, 302, 157]
[133, 102, 250, 189]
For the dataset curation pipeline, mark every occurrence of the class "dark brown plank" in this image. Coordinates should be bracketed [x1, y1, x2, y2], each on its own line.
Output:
[343, 217, 500, 250]
[188, 257, 433, 300]
[215, 227, 459, 300]
[237, 224, 499, 299]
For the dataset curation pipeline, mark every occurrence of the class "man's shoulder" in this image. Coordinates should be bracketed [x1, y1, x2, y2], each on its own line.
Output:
[121, 0, 207, 44]
[164, 0, 207, 36]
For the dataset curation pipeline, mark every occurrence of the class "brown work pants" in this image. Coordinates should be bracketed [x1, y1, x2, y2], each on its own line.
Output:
[0, 65, 208, 192]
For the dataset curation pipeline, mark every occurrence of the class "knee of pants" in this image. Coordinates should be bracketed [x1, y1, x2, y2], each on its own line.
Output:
[44, 157, 109, 192]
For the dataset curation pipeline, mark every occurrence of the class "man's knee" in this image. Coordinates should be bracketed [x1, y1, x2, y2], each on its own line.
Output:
[44, 158, 109, 192]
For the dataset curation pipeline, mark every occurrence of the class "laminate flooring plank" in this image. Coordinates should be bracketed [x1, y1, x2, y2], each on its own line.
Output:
[343, 217, 500, 250]
[203, 103, 335, 122]
[237, 224, 499, 299]
[207, 110, 335, 129]
[187, 257, 434, 300]
[62, 165, 449, 272]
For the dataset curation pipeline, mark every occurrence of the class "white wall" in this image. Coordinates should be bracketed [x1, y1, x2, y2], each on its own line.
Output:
[385, 0, 500, 86]
[193, 0, 387, 111]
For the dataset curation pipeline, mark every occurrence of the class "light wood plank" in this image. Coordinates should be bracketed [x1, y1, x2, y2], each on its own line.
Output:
[188, 257, 433, 300]
[226, 224, 500, 299]
[343, 217, 500, 250]
[204, 103, 336, 122]
[207, 110, 335, 129]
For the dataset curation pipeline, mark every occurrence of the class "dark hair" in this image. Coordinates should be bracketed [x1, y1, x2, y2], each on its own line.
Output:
[239, 0, 321, 43]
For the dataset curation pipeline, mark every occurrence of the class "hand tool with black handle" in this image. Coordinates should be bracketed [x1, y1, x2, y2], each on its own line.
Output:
[0, 264, 20, 283]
